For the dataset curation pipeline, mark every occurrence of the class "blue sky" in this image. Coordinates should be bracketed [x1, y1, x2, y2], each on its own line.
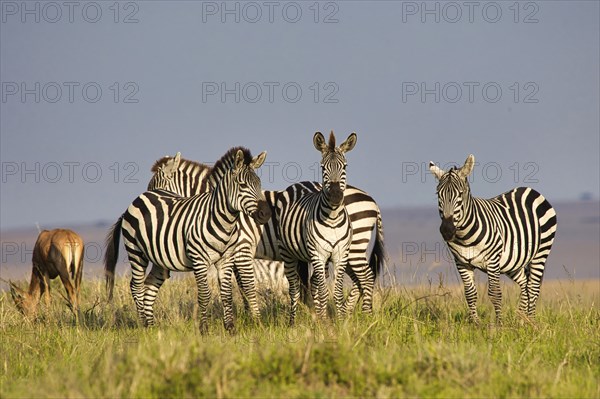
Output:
[1, 1, 599, 230]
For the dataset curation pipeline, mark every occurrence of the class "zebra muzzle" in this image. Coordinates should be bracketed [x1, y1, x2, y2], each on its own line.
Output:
[440, 217, 456, 241]
[328, 182, 344, 206]
[253, 200, 272, 224]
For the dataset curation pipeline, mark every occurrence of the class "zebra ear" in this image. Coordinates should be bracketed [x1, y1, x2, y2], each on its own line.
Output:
[162, 152, 181, 175]
[313, 132, 327, 153]
[234, 149, 245, 171]
[339, 132, 357, 153]
[251, 151, 267, 169]
[429, 162, 445, 180]
[458, 154, 475, 178]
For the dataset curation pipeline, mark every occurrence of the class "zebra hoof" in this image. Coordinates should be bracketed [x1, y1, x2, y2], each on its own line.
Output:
[199, 323, 209, 335]
[224, 323, 236, 335]
[519, 313, 536, 327]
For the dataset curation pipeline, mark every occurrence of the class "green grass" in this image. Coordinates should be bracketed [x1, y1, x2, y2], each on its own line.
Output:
[1, 276, 598, 398]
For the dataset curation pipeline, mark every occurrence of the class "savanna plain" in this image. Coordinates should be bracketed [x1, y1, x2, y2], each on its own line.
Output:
[1, 275, 598, 398]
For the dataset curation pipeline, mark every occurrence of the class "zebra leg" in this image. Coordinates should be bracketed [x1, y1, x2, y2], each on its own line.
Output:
[142, 264, 170, 327]
[282, 257, 300, 326]
[308, 268, 322, 312]
[348, 259, 375, 314]
[457, 264, 480, 324]
[506, 267, 528, 316]
[218, 260, 236, 334]
[341, 267, 361, 315]
[231, 247, 260, 321]
[333, 260, 348, 319]
[127, 253, 149, 325]
[487, 264, 503, 325]
[233, 267, 250, 312]
[526, 260, 546, 318]
[310, 259, 328, 320]
[192, 265, 210, 334]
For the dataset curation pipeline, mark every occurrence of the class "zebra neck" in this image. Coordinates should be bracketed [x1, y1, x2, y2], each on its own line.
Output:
[454, 193, 479, 239]
[318, 194, 345, 220]
[208, 174, 239, 232]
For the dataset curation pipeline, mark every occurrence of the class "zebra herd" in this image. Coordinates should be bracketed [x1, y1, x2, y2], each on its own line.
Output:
[105, 149, 270, 331]
[100, 131, 557, 332]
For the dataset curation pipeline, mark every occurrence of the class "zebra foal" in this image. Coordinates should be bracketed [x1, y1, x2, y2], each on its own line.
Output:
[429, 154, 557, 324]
[104, 147, 271, 333]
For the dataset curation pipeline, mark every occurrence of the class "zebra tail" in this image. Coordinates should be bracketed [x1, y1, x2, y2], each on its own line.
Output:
[104, 215, 123, 301]
[369, 207, 387, 278]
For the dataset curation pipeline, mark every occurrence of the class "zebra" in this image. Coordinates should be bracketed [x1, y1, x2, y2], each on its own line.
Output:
[429, 154, 557, 324]
[147, 151, 386, 316]
[147, 151, 210, 196]
[237, 180, 384, 318]
[288, 181, 385, 314]
[276, 131, 356, 325]
[104, 147, 271, 333]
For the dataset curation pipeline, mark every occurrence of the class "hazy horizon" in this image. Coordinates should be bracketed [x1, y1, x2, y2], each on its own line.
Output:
[2, 200, 598, 286]
[0, 198, 597, 233]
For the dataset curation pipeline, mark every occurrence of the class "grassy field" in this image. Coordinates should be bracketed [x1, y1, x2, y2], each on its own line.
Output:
[1, 276, 598, 398]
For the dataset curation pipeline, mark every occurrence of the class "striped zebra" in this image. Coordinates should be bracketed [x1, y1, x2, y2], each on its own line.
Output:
[147, 152, 210, 195]
[148, 152, 386, 316]
[104, 148, 271, 333]
[293, 180, 385, 314]
[253, 259, 286, 291]
[276, 131, 356, 324]
[429, 155, 557, 323]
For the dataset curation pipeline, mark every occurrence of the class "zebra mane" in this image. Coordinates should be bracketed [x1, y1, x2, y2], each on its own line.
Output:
[442, 166, 463, 183]
[207, 146, 253, 187]
[150, 156, 170, 172]
[150, 156, 211, 173]
[328, 131, 336, 151]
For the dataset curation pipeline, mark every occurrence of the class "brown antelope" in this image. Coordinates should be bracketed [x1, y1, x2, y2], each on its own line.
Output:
[10, 229, 84, 317]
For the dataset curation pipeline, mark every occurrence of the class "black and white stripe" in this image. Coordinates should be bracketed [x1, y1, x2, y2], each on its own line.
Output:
[147, 152, 211, 196]
[276, 131, 356, 324]
[146, 150, 386, 316]
[430, 154, 557, 323]
[230, 181, 386, 315]
[104, 148, 270, 333]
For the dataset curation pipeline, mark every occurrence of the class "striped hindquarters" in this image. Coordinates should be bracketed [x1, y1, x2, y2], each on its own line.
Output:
[491, 187, 557, 273]
[121, 190, 206, 272]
